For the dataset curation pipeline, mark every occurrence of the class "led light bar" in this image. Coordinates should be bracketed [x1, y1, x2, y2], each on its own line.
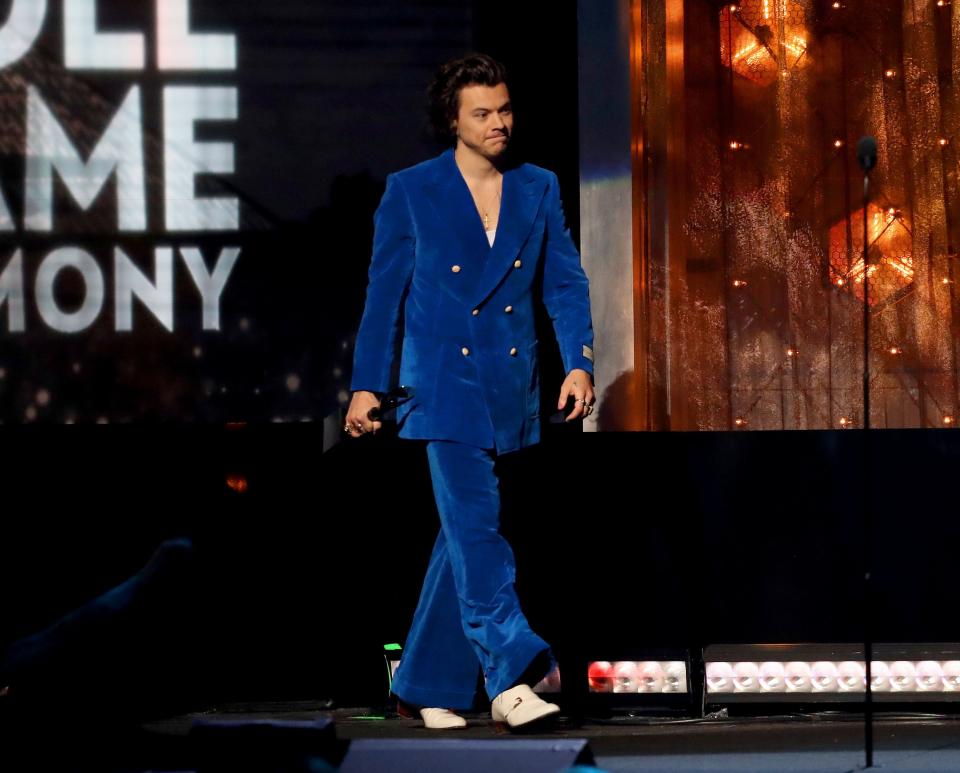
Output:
[587, 660, 689, 694]
[705, 644, 960, 701]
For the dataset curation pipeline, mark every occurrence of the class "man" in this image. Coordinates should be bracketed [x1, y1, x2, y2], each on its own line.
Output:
[345, 54, 595, 730]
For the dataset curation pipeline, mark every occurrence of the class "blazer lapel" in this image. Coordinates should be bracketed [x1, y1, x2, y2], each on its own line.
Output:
[471, 164, 546, 306]
[421, 149, 490, 271]
[419, 149, 548, 305]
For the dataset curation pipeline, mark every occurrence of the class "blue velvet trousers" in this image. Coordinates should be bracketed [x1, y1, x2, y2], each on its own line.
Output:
[390, 439, 555, 710]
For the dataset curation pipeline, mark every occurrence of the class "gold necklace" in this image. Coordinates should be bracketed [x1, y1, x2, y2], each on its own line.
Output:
[474, 181, 502, 230]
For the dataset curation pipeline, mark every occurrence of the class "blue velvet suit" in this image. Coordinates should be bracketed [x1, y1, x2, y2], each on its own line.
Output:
[351, 148, 594, 708]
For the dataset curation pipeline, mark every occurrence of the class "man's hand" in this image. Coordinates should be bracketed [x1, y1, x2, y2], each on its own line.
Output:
[345, 390, 382, 437]
[557, 369, 595, 422]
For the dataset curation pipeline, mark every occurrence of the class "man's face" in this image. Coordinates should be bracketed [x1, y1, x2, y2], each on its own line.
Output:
[452, 82, 513, 160]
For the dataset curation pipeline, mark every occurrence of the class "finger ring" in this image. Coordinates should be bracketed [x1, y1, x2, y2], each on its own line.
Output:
[575, 398, 585, 404]
[343, 425, 351, 433]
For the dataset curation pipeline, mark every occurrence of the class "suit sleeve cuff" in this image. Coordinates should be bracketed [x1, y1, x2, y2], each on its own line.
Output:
[562, 345, 595, 377]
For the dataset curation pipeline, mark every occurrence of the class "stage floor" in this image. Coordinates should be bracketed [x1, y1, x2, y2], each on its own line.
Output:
[10, 699, 960, 771]
[132, 702, 960, 772]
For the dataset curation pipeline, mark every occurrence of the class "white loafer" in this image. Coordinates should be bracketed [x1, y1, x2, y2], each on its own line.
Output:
[420, 707, 468, 729]
[490, 684, 560, 730]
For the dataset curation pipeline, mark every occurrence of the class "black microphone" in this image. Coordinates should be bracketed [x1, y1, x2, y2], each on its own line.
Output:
[366, 384, 415, 422]
[856, 136, 877, 173]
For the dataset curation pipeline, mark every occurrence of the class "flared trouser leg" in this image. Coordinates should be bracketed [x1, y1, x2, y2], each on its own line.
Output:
[390, 440, 555, 709]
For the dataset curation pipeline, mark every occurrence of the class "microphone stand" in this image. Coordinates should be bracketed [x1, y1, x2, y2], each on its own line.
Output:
[861, 168, 874, 769]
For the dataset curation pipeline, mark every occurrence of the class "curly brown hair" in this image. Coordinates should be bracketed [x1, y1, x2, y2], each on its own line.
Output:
[427, 53, 510, 145]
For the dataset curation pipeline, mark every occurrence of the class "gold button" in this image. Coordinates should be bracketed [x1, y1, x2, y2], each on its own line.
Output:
[513, 259, 522, 268]
[472, 308, 479, 316]
[504, 305, 513, 313]
[461, 346, 470, 356]
[509, 347, 518, 356]
[451, 265, 461, 273]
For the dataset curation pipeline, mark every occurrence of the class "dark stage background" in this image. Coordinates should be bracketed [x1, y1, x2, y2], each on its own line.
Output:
[5, 424, 960, 719]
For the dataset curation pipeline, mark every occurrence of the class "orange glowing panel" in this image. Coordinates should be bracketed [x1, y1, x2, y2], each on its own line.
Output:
[226, 474, 249, 493]
[828, 203, 914, 307]
[720, 0, 809, 86]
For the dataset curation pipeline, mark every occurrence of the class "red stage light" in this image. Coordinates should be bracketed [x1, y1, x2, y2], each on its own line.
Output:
[588, 661, 615, 692]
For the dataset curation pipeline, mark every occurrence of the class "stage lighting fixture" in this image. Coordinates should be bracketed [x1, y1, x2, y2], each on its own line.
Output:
[586, 652, 693, 714]
[384, 643, 402, 697]
[589, 659, 688, 695]
[705, 644, 960, 703]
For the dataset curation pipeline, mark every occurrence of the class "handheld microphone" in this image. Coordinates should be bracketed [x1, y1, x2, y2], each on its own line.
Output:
[367, 385, 415, 422]
[857, 136, 877, 202]
[856, 136, 877, 173]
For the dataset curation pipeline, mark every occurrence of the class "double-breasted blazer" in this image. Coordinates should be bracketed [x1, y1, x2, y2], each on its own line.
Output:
[350, 148, 594, 455]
